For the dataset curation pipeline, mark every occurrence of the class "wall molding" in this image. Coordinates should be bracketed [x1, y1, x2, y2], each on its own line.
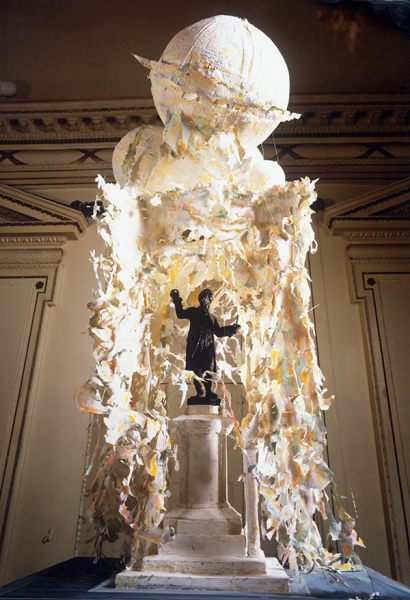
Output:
[0, 184, 89, 245]
[347, 261, 410, 584]
[323, 181, 410, 584]
[343, 231, 410, 242]
[0, 266, 61, 569]
[1, 94, 409, 184]
[0, 236, 67, 246]
[0, 187, 89, 580]
[323, 177, 410, 238]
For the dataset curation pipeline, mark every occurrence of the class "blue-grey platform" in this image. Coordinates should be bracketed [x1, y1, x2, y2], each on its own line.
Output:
[0, 557, 409, 599]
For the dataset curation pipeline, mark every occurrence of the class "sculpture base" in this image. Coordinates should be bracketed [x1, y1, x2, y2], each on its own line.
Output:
[187, 395, 221, 406]
[115, 404, 288, 593]
[142, 554, 265, 575]
[115, 556, 289, 593]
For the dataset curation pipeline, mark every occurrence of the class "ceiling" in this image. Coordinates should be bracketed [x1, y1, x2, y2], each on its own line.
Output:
[1, 0, 410, 102]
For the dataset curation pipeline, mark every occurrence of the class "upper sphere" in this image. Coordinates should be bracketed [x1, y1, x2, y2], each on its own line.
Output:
[160, 15, 290, 111]
[134, 16, 295, 152]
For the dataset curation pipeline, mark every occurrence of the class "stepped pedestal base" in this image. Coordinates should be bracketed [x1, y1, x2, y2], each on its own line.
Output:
[115, 406, 289, 593]
[143, 554, 266, 575]
[115, 557, 289, 593]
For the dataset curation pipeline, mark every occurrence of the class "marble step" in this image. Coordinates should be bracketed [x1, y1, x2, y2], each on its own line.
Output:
[158, 533, 246, 557]
[163, 505, 242, 534]
[142, 555, 267, 575]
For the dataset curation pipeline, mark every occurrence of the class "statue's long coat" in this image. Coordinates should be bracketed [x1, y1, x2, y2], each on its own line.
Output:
[173, 298, 236, 375]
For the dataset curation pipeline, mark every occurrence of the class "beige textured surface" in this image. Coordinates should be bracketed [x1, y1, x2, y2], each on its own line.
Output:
[116, 556, 288, 591]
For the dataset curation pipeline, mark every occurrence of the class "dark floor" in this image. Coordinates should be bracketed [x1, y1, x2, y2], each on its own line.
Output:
[0, 558, 409, 600]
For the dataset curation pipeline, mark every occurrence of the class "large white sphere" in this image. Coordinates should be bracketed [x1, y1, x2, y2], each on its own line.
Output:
[146, 15, 291, 151]
[160, 15, 289, 111]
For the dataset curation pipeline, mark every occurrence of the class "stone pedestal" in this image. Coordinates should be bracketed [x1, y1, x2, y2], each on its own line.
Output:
[115, 405, 289, 592]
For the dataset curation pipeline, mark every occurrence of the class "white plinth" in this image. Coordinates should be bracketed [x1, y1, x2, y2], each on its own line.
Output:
[115, 405, 289, 592]
[115, 556, 289, 593]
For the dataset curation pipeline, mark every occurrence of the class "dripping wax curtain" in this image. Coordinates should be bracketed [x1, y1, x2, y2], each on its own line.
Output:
[75, 15, 364, 571]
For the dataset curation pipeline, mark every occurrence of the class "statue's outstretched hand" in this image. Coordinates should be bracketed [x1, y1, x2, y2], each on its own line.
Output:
[170, 289, 181, 301]
[226, 322, 241, 336]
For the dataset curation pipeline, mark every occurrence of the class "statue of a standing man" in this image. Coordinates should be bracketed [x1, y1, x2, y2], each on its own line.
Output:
[170, 289, 240, 405]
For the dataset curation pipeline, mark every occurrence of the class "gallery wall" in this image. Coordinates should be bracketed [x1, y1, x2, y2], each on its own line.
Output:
[1, 0, 409, 587]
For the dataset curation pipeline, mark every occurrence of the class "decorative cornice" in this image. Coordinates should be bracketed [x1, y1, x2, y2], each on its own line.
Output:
[324, 177, 410, 238]
[343, 231, 410, 242]
[0, 189, 72, 221]
[0, 236, 67, 246]
[0, 247, 63, 266]
[380, 201, 410, 218]
[348, 258, 410, 265]
[336, 187, 410, 218]
[326, 176, 410, 218]
[0, 205, 39, 222]
[0, 223, 88, 248]
[0, 95, 409, 185]
[0, 98, 158, 145]
[328, 218, 410, 238]
[0, 183, 89, 238]
[1, 95, 408, 143]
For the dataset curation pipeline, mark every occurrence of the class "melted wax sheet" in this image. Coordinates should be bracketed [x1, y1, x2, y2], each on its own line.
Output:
[77, 175, 363, 571]
[76, 14, 363, 572]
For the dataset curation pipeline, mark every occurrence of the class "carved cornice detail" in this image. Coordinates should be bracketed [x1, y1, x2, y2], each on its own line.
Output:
[0, 189, 71, 221]
[4, 145, 408, 185]
[339, 187, 410, 218]
[343, 231, 410, 242]
[0, 236, 67, 246]
[0, 263, 63, 270]
[0, 221, 79, 229]
[349, 259, 410, 265]
[0, 222, 87, 245]
[0, 183, 89, 238]
[1, 95, 408, 144]
[0, 98, 158, 145]
[324, 178, 410, 237]
[380, 201, 410, 218]
[0, 248, 62, 266]
[0, 205, 38, 222]
[1, 95, 408, 184]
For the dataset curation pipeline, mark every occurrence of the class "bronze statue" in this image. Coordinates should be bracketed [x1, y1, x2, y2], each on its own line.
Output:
[170, 289, 240, 405]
